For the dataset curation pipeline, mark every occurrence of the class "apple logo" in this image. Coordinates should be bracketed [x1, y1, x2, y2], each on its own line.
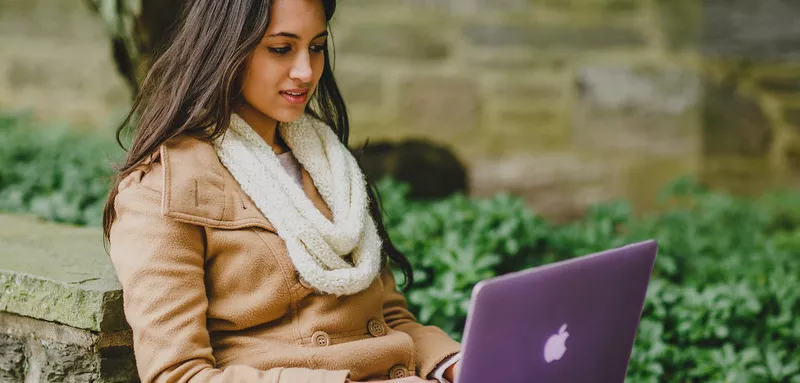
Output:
[544, 324, 569, 363]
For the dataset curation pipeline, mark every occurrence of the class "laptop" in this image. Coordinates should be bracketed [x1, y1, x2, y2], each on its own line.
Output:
[456, 240, 658, 383]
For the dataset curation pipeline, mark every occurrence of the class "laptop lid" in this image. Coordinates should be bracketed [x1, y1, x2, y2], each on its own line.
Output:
[456, 240, 658, 383]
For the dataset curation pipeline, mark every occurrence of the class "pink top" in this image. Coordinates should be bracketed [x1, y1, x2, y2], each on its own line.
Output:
[277, 151, 302, 188]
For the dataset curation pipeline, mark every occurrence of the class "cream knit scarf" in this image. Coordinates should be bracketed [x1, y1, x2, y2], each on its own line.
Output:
[212, 113, 382, 296]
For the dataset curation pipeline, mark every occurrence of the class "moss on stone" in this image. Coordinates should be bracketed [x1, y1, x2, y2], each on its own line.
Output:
[0, 214, 125, 332]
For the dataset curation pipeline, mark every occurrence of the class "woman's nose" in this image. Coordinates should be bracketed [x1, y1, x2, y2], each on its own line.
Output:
[289, 52, 313, 83]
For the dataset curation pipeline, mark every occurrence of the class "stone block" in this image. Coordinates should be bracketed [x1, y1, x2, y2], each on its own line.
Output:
[703, 80, 774, 157]
[489, 79, 564, 103]
[487, 108, 567, 152]
[652, 0, 702, 50]
[39, 341, 98, 382]
[0, 333, 26, 382]
[0, 0, 132, 129]
[0, 0, 108, 40]
[449, 0, 530, 13]
[409, 0, 451, 8]
[786, 137, 800, 173]
[759, 75, 800, 96]
[337, 0, 395, 5]
[0, 214, 125, 332]
[496, 108, 561, 126]
[469, 153, 624, 221]
[0, 311, 136, 383]
[336, 71, 384, 107]
[573, 65, 701, 155]
[785, 108, 800, 133]
[576, 66, 701, 113]
[463, 24, 646, 50]
[700, 157, 777, 196]
[702, 0, 800, 61]
[339, 25, 450, 61]
[339, 0, 530, 13]
[399, 76, 481, 135]
[336, 0, 416, 10]
[0, 212, 136, 381]
[100, 346, 138, 382]
[537, 0, 639, 13]
[466, 51, 568, 73]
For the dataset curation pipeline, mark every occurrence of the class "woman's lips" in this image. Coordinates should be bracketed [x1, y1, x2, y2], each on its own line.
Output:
[280, 89, 309, 104]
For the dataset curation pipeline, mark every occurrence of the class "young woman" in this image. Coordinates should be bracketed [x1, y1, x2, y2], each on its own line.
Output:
[102, 0, 462, 382]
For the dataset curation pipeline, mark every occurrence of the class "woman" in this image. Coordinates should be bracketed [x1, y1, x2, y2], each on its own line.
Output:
[103, 0, 462, 382]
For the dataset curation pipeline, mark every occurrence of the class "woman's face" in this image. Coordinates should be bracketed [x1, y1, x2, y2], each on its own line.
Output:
[240, 0, 327, 123]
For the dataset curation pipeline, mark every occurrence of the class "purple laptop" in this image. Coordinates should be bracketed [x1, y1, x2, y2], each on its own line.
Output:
[456, 240, 658, 383]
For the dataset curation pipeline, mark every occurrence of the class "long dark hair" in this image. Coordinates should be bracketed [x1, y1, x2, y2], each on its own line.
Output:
[102, 0, 414, 287]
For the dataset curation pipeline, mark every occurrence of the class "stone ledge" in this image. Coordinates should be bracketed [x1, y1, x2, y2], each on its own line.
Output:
[0, 311, 135, 383]
[0, 214, 126, 332]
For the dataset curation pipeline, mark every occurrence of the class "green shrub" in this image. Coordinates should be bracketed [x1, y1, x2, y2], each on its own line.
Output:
[376, 177, 799, 383]
[0, 112, 121, 226]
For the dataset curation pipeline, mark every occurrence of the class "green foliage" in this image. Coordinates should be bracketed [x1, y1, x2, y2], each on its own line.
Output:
[379, 181, 550, 335]
[0, 111, 796, 381]
[0, 112, 121, 226]
[376, 177, 799, 383]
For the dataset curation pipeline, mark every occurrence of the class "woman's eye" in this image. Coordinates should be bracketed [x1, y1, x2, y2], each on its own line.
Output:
[268, 46, 291, 55]
[310, 44, 325, 53]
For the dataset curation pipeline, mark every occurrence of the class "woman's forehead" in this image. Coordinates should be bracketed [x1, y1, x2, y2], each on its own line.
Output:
[266, 0, 327, 37]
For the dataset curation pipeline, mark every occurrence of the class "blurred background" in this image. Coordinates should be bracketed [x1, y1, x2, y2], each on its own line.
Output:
[2, 0, 800, 219]
[0, 0, 798, 382]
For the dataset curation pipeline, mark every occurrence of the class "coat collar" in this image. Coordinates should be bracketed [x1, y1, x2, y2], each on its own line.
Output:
[158, 135, 335, 232]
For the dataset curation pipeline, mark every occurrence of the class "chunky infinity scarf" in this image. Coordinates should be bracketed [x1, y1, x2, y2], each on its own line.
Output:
[212, 113, 382, 296]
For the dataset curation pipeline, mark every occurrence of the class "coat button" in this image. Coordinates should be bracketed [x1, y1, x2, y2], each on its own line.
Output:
[389, 364, 409, 379]
[312, 331, 330, 347]
[368, 320, 386, 337]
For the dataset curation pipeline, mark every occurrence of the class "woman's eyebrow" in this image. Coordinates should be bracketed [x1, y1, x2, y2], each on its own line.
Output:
[265, 31, 329, 39]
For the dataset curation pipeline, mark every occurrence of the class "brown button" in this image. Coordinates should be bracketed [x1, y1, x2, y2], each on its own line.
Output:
[368, 320, 386, 337]
[389, 364, 409, 379]
[311, 331, 330, 347]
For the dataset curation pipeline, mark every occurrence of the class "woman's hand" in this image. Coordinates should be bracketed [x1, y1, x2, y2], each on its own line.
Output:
[444, 361, 459, 382]
[346, 379, 430, 382]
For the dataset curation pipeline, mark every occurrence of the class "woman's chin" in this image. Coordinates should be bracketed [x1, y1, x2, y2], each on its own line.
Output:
[272, 108, 307, 123]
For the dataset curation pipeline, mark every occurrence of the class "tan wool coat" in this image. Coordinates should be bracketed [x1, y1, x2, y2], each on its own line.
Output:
[109, 135, 462, 383]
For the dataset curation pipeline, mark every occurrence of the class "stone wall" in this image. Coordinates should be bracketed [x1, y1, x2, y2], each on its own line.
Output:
[0, 0, 131, 129]
[0, 215, 135, 382]
[698, 0, 800, 197]
[329, 0, 800, 218]
[1, 0, 799, 219]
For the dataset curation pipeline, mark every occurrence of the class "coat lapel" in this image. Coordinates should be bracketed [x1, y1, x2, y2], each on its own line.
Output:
[160, 135, 335, 232]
